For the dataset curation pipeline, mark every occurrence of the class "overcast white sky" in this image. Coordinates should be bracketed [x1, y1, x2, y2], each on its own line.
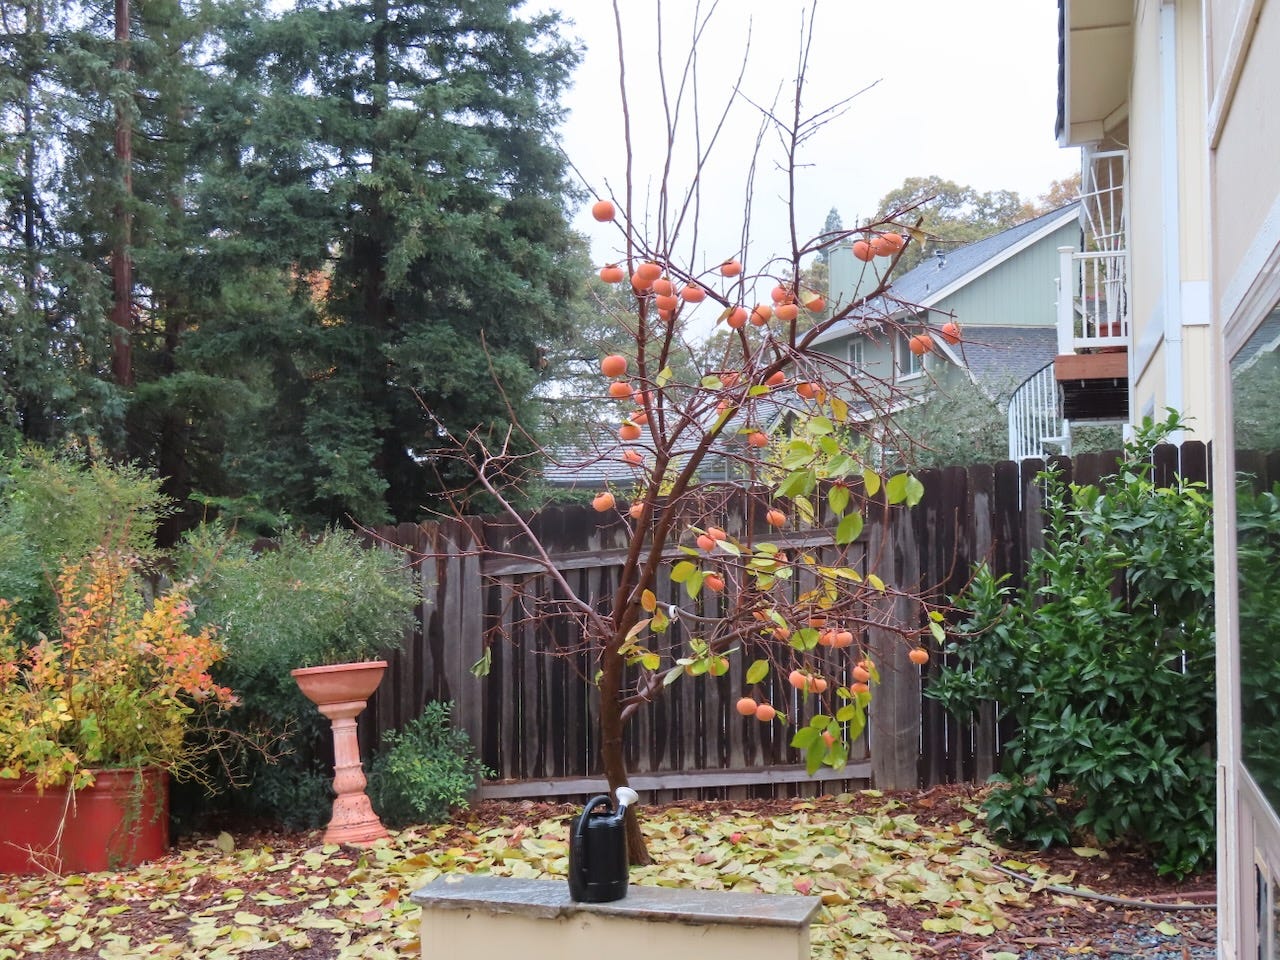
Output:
[538, 0, 1077, 281]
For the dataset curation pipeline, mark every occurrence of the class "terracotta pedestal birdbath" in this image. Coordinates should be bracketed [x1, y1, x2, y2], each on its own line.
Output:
[290, 660, 390, 845]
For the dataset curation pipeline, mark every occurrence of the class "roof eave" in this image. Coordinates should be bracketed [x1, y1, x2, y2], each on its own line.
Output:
[1057, 0, 1133, 147]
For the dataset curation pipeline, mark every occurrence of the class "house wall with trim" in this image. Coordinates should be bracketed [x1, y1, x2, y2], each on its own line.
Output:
[1122, 0, 1212, 435]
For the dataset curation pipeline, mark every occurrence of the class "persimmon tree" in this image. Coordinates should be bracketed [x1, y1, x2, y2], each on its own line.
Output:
[433, 0, 951, 862]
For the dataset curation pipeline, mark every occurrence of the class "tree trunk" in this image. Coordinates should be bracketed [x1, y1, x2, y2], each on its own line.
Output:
[598, 643, 651, 866]
[110, 0, 134, 387]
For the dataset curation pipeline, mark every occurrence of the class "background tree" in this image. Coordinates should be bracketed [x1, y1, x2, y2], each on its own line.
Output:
[175, 0, 582, 525]
[874, 175, 1044, 275]
[1022, 173, 1082, 218]
[883, 372, 1120, 470]
[0, 1, 120, 449]
[0, 0, 585, 533]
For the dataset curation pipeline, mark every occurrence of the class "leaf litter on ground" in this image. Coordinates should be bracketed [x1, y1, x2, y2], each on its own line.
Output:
[0, 787, 1215, 960]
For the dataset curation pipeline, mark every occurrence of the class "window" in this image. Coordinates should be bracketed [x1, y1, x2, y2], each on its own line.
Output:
[1233, 303, 1280, 814]
[847, 338, 864, 375]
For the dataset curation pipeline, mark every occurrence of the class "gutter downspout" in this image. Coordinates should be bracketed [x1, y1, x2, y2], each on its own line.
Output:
[1159, 0, 1185, 441]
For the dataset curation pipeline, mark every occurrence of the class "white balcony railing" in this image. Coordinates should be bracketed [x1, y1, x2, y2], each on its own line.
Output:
[1007, 362, 1069, 461]
[1056, 245, 1129, 354]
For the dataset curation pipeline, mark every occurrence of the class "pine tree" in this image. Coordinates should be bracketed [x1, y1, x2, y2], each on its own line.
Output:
[190, 0, 582, 524]
[0, 1, 119, 448]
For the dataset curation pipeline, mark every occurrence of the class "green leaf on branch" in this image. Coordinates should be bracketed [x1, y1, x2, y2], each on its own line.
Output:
[671, 561, 697, 583]
[778, 469, 815, 499]
[847, 705, 867, 740]
[793, 628, 819, 651]
[805, 741, 826, 776]
[863, 469, 882, 497]
[782, 441, 816, 470]
[886, 473, 909, 504]
[825, 454, 856, 477]
[791, 727, 820, 750]
[701, 375, 724, 389]
[657, 366, 674, 387]
[929, 621, 946, 643]
[651, 607, 670, 632]
[828, 741, 849, 771]
[794, 496, 816, 525]
[470, 648, 492, 678]
[906, 474, 925, 506]
[746, 659, 770, 685]
[829, 485, 850, 517]
[640, 652, 660, 670]
[808, 416, 835, 436]
[835, 513, 864, 545]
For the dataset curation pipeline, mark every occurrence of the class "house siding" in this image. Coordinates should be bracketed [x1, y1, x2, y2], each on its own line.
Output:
[1110, 0, 1210, 438]
[930, 219, 1080, 329]
[1212, 0, 1280, 293]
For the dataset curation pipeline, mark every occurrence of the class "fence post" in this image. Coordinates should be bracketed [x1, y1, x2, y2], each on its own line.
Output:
[867, 501, 922, 790]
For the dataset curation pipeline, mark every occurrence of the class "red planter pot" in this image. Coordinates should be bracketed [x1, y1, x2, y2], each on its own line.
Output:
[0, 768, 169, 875]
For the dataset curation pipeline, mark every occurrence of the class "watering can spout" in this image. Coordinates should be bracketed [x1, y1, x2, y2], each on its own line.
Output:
[616, 787, 639, 811]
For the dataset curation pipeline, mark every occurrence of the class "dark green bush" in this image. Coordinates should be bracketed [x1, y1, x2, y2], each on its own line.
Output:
[368, 701, 490, 828]
[927, 414, 1215, 878]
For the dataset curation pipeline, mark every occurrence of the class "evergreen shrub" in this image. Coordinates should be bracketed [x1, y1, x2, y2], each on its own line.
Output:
[368, 701, 490, 828]
[927, 415, 1216, 878]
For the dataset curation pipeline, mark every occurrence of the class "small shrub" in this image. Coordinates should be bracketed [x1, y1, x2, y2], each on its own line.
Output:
[928, 414, 1215, 878]
[368, 701, 490, 828]
[0, 449, 171, 644]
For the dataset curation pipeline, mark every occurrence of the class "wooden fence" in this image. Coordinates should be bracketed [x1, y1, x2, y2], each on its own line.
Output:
[359, 442, 1210, 802]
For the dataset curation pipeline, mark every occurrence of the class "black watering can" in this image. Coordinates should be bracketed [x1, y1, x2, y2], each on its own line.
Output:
[567, 787, 639, 902]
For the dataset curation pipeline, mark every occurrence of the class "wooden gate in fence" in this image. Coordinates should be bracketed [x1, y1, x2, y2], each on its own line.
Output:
[360, 442, 1210, 802]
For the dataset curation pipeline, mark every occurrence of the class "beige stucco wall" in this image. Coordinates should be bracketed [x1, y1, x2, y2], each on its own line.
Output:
[421, 908, 812, 960]
[1126, 1, 1167, 422]
[1112, 0, 1211, 436]
[1177, 2, 1210, 282]
[1211, 0, 1280, 293]
[1207, 0, 1243, 101]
